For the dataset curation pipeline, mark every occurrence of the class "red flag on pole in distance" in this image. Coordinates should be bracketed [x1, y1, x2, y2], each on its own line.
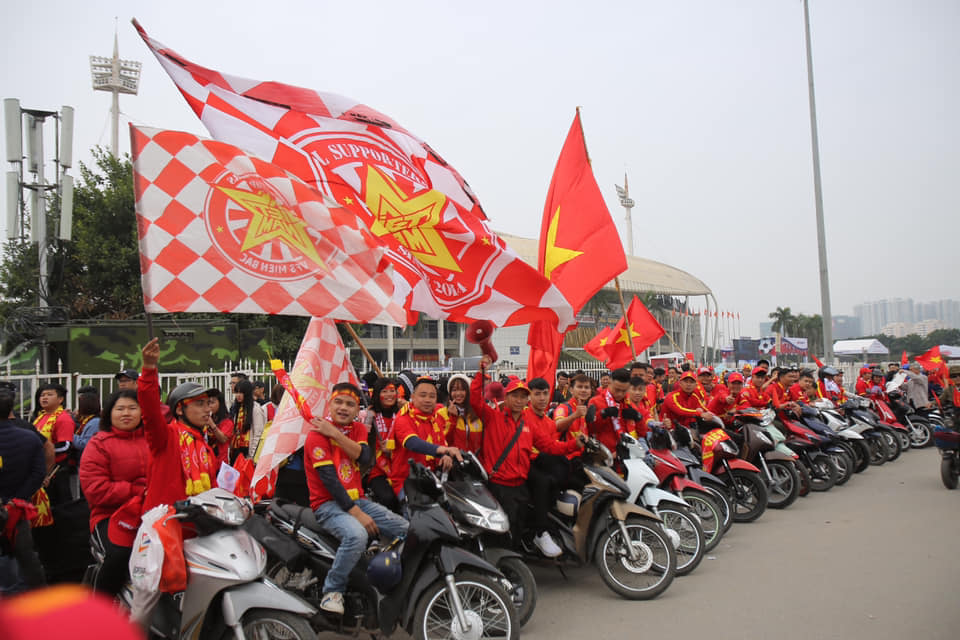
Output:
[583, 326, 614, 363]
[900, 351, 908, 366]
[526, 109, 627, 384]
[604, 297, 667, 370]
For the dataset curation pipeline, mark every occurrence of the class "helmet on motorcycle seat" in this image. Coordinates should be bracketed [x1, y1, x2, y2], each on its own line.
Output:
[166, 382, 207, 411]
[367, 548, 402, 592]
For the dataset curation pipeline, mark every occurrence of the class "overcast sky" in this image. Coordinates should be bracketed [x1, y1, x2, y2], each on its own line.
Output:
[3, 0, 958, 341]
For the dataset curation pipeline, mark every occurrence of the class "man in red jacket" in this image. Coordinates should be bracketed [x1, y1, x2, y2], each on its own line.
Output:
[586, 368, 644, 452]
[707, 372, 751, 424]
[472, 357, 581, 557]
[662, 371, 717, 428]
[741, 366, 771, 409]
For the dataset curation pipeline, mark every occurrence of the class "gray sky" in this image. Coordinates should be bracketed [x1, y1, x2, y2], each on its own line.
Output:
[3, 0, 958, 341]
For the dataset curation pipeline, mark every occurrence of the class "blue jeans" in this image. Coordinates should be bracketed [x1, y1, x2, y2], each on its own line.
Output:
[314, 498, 409, 594]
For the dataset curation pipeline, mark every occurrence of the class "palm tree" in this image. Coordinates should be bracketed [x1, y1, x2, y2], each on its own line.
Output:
[768, 307, 795, 336]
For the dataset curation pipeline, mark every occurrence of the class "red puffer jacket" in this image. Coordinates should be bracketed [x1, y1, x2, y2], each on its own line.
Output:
[79, 427, 149, 531]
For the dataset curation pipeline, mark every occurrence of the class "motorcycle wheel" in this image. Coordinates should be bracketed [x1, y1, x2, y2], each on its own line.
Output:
[908, 421, 933, 448]
[701, 481, 734, 536]
[496, 557, 537, 628]
[850, 440, 870, 473]
[831, 451, 854, 486]
[765, 460, 800, 509]
[657, 505, 705, 576]
[879, 429, 902, 462]
[796, 461, 811, 496]
[594, 516, 675, 600]
[413, 571, 518, 640]
[808, 455, 838, 492]
[727, 470, 768, 523]
[867, 436, 888, 466]
[680, 489, 723, 553]
[895, 430, 911, 452]
[941, 454, 960, 490]
[242, 609, 315, 640]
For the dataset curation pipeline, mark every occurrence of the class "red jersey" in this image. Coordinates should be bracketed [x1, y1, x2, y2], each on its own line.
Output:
[764, 381, 792, 409]
[304, 421, 368, 510]
[33, 409, 75, 464]
[707, 392, 749, 425]
[855, 377, 871, 396]
[387, 405, 450, 495]
[661, 389, 707, 428]
[440, 406, 484, 454]
[740, 384, 769, 409]
[552, 398, 588, 459]
[470, 373, 577, 486]
[787, 383, 807, 403]
[587, 390, 641, 452]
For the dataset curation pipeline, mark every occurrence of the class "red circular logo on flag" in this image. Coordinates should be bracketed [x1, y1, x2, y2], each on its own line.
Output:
[204, 169, 328, 282]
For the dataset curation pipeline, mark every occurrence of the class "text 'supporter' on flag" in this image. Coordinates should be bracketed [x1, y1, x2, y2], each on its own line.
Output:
[133, 20, 576, 332]
[131, 125, 406, 325]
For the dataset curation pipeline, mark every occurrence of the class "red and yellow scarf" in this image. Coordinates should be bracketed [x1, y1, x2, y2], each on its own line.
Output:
[179, 424, 216, 496]
[232, 405, 249, 450]
[33, 407, 64, 440]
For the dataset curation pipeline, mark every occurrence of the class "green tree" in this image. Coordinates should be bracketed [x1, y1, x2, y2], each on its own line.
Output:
[768, 306, 796, 335]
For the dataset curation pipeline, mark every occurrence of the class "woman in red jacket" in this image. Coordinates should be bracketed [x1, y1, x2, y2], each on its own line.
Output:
[78, 389, 149, 596]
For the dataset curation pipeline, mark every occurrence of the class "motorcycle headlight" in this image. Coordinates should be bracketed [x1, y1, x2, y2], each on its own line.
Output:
[191, 488, 252, 525]
[461, 500, 510, 533]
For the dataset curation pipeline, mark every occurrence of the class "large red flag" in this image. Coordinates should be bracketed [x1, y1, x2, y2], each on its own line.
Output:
[134, 21, 575, 332]
[915, 345, 949, 384]
[526, 110, 627, 383]
[131, 125, 406, 324]
[604, 297, 667, 370]
[583, 325, 614, 363]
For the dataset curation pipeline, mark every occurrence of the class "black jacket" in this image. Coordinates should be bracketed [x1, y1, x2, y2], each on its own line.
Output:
[0, 420, 47, 501]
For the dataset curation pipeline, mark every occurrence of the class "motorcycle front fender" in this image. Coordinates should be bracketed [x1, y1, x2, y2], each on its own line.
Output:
[718, 458, 761, 474]
[221, 578, 316, 626]
[641, 486, 688, 510]
[586, 501, 662, 561]
[763, 450, 797, 462]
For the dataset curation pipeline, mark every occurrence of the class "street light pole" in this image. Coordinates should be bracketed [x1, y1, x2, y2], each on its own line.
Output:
[802, 0, 834, 363]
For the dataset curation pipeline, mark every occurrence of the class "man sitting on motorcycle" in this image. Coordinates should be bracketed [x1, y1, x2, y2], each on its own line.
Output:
[471, 359, 582, 557]
[740, 366, 771, 409]
[818, 367, 842, 402]
[864, 368, 888, 401]
[554, 374, 593, 454]
[855, 366, 873, 396]
[792, 370, 821, 403]
[662, 370, 718, 429]
[586, 368, 645, 451]
[765, 367, 801, 416]
[707, 372, 751, 425]
[305, 382, 410, 615]
[694, 367, 727, 405]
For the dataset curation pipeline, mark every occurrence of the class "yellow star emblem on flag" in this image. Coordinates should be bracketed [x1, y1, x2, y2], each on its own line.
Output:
[616, 323, 641, 346]
[542, 206, 583, 279]
[364, 167, 460, 272]
[217, 186, 327, 271]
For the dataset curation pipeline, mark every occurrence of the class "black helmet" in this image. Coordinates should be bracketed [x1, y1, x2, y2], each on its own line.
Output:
[367, 548, 402, 592]
[166, 382, 207, 411]
[819, 366, 839, 378]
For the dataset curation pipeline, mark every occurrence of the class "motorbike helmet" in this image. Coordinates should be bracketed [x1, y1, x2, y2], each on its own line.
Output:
[367, 548, 402, 592]
[819, 366, 839, 378]
[166, 381, 207, 412]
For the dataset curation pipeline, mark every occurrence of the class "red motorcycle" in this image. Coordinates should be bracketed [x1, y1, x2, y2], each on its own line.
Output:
[869, 397, 912, 452]
[698, 427, 768, 523]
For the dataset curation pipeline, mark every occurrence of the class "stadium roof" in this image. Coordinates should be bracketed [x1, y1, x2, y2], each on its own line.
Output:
[497, 232, 713, 297]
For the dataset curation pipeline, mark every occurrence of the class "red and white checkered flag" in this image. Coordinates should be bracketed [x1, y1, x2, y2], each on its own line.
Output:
[252, 318, 359, 486]
[133, 20, 576, 332]
[131, 125, 406, 325]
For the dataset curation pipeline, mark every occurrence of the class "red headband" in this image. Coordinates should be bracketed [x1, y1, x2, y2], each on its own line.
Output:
[330, 389, 360, 403]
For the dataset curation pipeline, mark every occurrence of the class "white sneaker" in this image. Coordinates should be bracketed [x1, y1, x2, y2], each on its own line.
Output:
[320, 591, 344, 615]
[533, 531, 563, 558]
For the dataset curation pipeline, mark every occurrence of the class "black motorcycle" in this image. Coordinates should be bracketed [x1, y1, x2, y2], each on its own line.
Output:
[259, 462, 518, 640]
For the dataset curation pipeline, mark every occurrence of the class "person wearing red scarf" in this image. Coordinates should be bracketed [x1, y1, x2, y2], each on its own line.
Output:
[586, 368, 644, 451]
[362, 377, 402, 512]
[138, 338, 218, 515]
[553, 373, 593, 457]
[662, 371, 717, 428]
[386, 377, 461, 498]
[32, 383, 75, 505]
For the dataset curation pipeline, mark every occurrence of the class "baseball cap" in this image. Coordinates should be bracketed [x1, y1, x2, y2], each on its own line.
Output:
[696, 367, 712, 377]
[727, 372, 745, 383]
[679, 371, 697, 381]
[115, 368, 139, 381]
[504, 378, 529, 395]
[752, 366, 769, 375]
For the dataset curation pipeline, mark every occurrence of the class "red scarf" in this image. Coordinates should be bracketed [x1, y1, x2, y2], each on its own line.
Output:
[602, 389, 626, 437]
[76, 414, 94, 436]
[179, 424, 216, 495]
[232, 405, 249, 450]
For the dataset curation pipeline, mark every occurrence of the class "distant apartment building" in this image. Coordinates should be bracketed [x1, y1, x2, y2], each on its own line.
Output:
[854, 298, 959, 336]
[832, 315, 862, 340]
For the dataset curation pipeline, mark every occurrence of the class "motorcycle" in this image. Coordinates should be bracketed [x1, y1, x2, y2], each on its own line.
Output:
[729, 410, 801, 509]
[115, 488, 317, 640]
[935, 423, 960, 489]
[698, 426, 768, 522]
[527, 437, 677, 600]
[848, 397, 902, 463]
[617, 432, 706, 575]
[810, 398, 873, 473]
[264, 462, 519, 640]
[777, 414, 841, 492]
[439, 452, 537, 626]
[794, 407, 856, 486]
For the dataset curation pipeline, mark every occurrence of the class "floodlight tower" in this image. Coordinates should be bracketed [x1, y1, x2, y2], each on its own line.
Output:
[614, 173, 635, 256]
[90, 31, 141, 157]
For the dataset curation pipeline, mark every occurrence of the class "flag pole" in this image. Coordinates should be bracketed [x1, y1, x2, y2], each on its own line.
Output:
[613, 277, 637, 362]
[342, 323, 384, 377]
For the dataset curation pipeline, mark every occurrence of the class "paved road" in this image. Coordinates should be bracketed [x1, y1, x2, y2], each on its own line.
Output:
[523, 447, 959, 640]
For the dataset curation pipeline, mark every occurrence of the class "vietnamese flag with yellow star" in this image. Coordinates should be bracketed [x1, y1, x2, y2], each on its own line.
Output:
[915, 345, 949, 385]
[603, 296, 666, 370]
[583, 325, 614, 363]
[130, 125, 407, 325]
[133, 21, 576, 331]
[526, 110, 627, 383]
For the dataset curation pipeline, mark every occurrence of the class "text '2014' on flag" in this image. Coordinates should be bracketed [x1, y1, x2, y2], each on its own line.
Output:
[526, 109, 627, 384]
[253, 318, 359, 487]
[132, 20, 576, 332]
[131, 125, 407, 325]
